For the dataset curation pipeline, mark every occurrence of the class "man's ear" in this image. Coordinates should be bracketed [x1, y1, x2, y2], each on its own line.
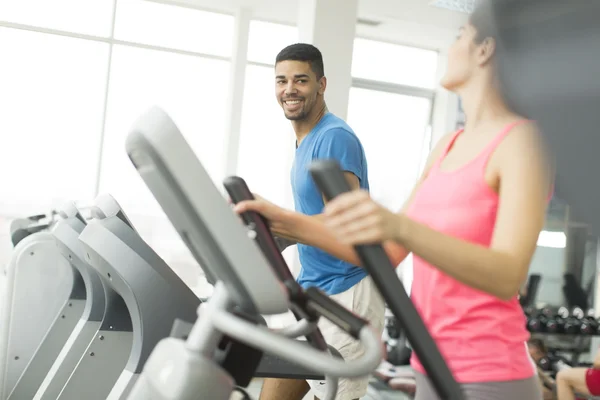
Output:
[478, 37, 496, 66]
[318, 76, 327, 95]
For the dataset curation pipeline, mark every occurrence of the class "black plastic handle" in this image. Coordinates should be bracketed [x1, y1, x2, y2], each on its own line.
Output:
[222, 176, 329, 351]
[304, 287, 367, 339]
[223, 176, 295, 283]
[309, 159, 465, 400]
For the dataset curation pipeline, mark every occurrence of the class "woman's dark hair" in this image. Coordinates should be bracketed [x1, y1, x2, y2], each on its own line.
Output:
[469, 1, 529, 117]
[469, 0, 497, 44]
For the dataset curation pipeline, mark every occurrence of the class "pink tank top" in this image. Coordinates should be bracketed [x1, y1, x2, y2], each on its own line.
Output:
[405, 121, 537, 383]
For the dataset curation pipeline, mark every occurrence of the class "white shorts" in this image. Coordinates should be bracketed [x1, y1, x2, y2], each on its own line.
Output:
[308, 276, 386, 400]
[262, 275, 385, 399]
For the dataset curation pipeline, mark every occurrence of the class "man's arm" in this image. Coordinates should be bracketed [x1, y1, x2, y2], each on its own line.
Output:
[273, 172, 358, 237]
[276, 129, 362, 233]
[319, 172, 360, 206]
[274, 172, 358, 249]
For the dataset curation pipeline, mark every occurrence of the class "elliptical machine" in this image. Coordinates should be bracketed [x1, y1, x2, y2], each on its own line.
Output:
[0, 207, 84, 400]
[121, 106, 465, 400]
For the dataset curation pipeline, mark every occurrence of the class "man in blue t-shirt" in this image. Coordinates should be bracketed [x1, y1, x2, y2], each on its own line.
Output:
[235, 43, 385, 400]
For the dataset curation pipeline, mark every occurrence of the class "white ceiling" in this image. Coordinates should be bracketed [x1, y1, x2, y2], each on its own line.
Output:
[163, 0, 468, 50]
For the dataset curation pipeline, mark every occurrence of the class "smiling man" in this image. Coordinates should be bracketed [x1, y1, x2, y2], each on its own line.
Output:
[235, 43, 385, 400]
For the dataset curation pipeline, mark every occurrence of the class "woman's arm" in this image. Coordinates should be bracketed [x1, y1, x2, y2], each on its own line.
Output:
[284, 210, 408, 266]
[393, 123, 552, 300]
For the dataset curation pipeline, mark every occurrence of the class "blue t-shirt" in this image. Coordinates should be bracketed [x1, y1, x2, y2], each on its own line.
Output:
[291, 112, 369, 296]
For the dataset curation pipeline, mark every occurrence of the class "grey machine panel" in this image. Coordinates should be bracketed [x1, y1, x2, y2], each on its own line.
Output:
[33, 203, 124, 400]
[0, 218, 86, 400]
[75, 193, 200, 400]
[0, 231, 74, 400]
[125, 106, 288, 316]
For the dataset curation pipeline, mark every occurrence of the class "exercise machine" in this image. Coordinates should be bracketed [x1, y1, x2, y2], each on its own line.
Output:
[9, 211, 56, 247]
[122, 106, 464, 400]
[52, 193, 197, 400]
[33, 202, 127, 400]
[0, 208, 83, 400]
[122, 106, 384, 400]
[64, 191, 323, 399]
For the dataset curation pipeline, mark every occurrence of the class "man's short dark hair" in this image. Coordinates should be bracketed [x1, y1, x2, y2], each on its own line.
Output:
[275, 43, 325, 80]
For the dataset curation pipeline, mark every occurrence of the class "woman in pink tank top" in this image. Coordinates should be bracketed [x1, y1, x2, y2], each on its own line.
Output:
[310, 1, 551, 399]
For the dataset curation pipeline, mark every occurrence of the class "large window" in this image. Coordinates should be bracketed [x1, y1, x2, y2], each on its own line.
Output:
[99, 45, 230, 217]
[113, 0, 234, 57]
[98, 45, 230, 292]
[0, 0, 114, 37]
[0, 27, 109, 215]
[247, 20, 299, 65]
[0, 1, 235, 295]
[349, 38, 438, 285]
[347, 88, 432, 212]
[351, 38, 439, 89]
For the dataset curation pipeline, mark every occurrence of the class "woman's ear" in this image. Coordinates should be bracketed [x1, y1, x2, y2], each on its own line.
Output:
[478, 37, 496, 66]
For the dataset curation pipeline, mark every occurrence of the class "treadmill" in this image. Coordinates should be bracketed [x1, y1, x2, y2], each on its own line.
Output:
[122, 106, 464, 400]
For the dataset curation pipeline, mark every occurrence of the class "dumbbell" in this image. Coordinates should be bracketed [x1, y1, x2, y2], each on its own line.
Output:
[523, 306, 536, 319]
[563, 308, 581, 334]
[538, 307, 558, 332]
[527, 309, 543, 332]
[538, 356, 552, 372]
[549, 353, 572, 373]
[579, 309, 599, 335]
[386, 317, 401, 340]
[543, 307, 569, 334]
[386, 344, 412, 366]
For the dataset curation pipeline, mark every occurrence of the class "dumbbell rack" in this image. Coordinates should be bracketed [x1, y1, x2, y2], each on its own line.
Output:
[524, 306, 600, 336]
[525, 305, 598, 367]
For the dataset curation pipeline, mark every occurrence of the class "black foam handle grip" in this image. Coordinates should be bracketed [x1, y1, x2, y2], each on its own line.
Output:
[223, 176, 295, 283]
[304, 287, 367, 339]
[309, 159, 465, 400]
